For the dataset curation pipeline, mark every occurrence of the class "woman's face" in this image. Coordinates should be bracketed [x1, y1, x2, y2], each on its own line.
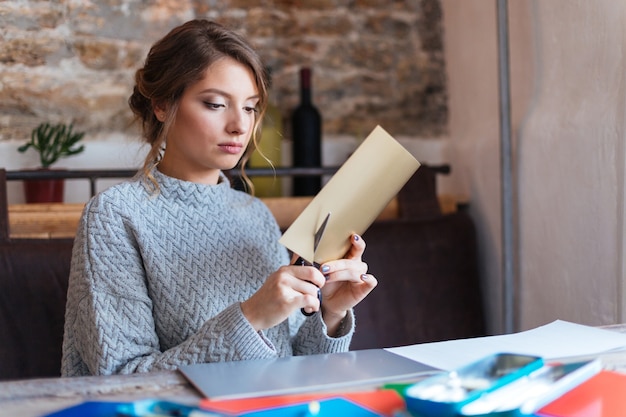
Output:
[158, 56, 259, 184]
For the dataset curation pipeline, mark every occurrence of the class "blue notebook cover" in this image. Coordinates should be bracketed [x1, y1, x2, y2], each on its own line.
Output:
[240, 397, 381, 416]
[43, 399, 226, 417]
[43, 401, 126, 417]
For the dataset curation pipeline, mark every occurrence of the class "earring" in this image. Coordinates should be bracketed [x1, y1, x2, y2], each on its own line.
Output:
[155, 111, 165, 122]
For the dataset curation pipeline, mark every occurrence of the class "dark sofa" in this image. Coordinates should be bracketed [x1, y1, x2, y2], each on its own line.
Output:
[0, 238, 74, 380]
[0, 166, 485, 380]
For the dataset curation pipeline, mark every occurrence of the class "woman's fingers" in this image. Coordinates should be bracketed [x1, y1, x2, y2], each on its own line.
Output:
[242, 265, 325, 329]
[246, 237, 376, 329]
[356, 273, 378, 293]
[320, 259, 368, 282]
[344, 234, 366, 260]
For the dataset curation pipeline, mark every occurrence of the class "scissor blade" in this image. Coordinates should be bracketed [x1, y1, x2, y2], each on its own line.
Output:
[313, 212, 331, 253]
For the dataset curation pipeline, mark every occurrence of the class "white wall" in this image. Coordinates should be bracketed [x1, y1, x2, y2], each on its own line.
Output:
[442, 0, 626, 334]
[517, 1, 626, 329]
[0, 134, 148, 204]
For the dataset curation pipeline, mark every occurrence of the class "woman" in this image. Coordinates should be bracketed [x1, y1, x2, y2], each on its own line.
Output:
[61, 19, 377, 377]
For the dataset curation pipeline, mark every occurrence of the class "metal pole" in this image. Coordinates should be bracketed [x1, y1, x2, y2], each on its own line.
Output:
[497, 0, 515, 334]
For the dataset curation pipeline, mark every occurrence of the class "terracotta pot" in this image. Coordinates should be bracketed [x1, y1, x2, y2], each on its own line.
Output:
[23, 169, 65, 203]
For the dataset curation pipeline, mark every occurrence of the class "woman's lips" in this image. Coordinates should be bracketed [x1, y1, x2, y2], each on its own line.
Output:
[219, 142, 243, 154]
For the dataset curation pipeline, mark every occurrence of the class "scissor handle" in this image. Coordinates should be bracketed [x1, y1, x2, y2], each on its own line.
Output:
[294, 257, 322, 316]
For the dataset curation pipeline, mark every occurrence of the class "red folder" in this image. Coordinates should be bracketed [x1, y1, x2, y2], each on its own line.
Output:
[199, 388, 405, 416]
[536, 370, 626, 417]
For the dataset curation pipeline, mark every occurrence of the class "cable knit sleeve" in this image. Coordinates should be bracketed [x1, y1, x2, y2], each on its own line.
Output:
[62, 190, 281, 376]
[288, 310, 354, 356]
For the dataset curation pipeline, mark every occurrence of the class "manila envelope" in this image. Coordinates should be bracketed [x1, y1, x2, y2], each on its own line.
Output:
[279, 125, 421, 264]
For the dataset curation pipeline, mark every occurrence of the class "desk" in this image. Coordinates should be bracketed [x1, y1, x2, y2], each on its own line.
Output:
[2, 324, 626, 417]
[0, 371, 197, 417]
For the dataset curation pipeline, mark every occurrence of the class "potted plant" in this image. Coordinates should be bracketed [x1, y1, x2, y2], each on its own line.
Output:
[18, 122, 86, 203]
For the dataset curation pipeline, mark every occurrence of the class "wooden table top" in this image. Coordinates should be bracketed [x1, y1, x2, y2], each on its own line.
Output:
[3, 324, 626, 417]
[0, 370, 198, 417]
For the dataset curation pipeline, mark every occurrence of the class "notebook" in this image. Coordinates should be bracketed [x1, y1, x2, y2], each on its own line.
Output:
[179, 348, 438, 400]
[536, 370, 626, 417]
[199, 388, 405, 416]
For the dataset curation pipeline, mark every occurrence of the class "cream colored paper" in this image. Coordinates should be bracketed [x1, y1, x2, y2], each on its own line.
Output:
[279, 125, 421, 264]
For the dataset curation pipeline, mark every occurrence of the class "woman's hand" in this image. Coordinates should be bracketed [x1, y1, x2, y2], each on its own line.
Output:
[319, 234, 378, 335]
[240, 234, 377, 334]
[240, 263, 326, 331]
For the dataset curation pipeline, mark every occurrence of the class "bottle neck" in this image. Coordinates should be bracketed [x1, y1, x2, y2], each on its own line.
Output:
[300, 68, 312, 104]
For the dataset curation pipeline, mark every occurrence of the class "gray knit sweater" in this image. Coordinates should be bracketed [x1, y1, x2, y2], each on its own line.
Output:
[61, 170, 353, 377]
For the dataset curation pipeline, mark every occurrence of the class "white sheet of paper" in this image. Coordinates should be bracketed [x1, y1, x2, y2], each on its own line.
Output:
[279, 125, 420, 264]
[385, 320, 626, 371]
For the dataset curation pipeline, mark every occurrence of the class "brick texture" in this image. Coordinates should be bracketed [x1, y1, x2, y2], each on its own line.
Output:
[0, 0, 447, 143]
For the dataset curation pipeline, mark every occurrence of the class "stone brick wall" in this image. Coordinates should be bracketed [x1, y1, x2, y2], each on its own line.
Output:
[0, 0, 447, 144]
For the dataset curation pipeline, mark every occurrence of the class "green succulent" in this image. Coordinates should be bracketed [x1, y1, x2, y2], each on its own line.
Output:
[18, 122, 85, 168]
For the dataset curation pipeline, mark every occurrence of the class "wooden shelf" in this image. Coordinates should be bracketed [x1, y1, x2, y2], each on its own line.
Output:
[8, 194, 462, 240]
[8, 197, 401, 239]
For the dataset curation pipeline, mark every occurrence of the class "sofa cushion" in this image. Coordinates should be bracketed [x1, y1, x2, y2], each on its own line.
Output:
[0, 239, 73, 380]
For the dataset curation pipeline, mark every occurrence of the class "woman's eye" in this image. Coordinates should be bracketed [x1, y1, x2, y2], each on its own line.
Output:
[243, 106, 259, 114]
[204, 102, 225, 110]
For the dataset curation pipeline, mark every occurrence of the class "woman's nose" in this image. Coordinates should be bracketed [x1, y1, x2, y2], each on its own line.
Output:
[226, 108, 249, 136]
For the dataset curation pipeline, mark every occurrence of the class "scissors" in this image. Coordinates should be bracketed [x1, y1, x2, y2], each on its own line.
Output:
[296, 212, 331, 316]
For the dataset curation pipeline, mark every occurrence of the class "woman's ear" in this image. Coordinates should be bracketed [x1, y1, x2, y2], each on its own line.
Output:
[152, 100, 167, 122]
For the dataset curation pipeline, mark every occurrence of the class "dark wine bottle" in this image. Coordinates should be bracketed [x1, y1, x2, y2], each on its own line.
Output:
[291, 67, 322, 196]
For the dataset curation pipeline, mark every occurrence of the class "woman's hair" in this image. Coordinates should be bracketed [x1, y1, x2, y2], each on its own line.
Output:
[128, 19, 269, 192]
